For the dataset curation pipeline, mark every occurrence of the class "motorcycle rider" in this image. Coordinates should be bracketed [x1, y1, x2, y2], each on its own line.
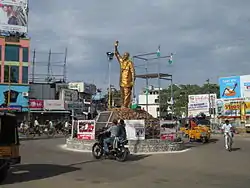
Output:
[221, 120, 233, 150]
[103, 119, 119, 154]
[118, 119, 127, 141]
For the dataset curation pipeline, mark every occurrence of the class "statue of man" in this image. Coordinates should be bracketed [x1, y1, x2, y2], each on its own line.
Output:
[114, 41, 135, 108]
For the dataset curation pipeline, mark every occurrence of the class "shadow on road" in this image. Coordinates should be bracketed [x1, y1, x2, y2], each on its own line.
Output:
[127, 154, 150, 162]
[2, 164, 80, 185]
[184, 138, 219, 149]
[232, 147, 241, 151]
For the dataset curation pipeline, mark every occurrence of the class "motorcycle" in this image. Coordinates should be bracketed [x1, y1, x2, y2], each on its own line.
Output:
[92, 132, 130, 162]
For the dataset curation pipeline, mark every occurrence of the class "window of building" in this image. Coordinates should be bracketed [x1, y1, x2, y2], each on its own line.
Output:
[5, 45, 19, 61]
[22, 66, 28, 83]
[4, 65, 19, 83]
[23, 47, 29, 62]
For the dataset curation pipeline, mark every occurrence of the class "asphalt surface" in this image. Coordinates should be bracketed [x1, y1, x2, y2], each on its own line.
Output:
[1, 136, 250, 188]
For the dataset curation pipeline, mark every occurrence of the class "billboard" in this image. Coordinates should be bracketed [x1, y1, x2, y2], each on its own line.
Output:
[59, 88, 78, 102]
[124, 120, 145, 140]
[0, 0, 28, 33]
[219, 76, 241, 99]
[68, 82, 84, 92]
[188, 102, 209, 117]
[77, 120, 95, 140]
[240, 75, 250, 98]
[188, 94, 217, 108]
[0, 85, 29, 111]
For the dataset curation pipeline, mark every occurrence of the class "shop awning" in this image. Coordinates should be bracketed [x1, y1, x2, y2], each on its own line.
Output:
[30, 110, 70, 113]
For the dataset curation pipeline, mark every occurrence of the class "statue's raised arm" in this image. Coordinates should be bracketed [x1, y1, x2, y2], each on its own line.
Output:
[114, 41, 122, 63]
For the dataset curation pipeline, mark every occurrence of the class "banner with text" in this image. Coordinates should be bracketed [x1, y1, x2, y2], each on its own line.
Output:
[77, 120, 95, 140]
[124, 120, 145, 140]
[188, 102, 209, 117]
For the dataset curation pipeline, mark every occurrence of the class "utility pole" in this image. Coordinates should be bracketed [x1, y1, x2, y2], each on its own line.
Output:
[206, 79, 211, 117]
[106, 52, 114, 109]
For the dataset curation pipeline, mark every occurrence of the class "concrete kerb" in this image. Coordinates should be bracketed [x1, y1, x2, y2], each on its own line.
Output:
[20, 135, 65, 141]
[59, 144, 191, 155]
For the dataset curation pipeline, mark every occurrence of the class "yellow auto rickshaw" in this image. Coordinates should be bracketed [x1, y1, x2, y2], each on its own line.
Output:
[0, 112, 21, 183]
[188, 117, 211, 143]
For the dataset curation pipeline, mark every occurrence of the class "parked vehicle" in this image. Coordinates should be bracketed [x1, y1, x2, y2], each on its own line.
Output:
[0, 112, 21, 184]
[92, 132, 129, 162]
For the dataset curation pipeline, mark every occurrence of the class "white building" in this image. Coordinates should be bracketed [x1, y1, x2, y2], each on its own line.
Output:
[138, 86, 162, 118]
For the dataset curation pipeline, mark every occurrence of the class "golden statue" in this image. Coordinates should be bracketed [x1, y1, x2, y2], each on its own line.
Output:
[114, 41, 135, 108]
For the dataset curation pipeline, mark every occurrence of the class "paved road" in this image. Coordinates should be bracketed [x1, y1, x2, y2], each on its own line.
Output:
[2, 136, 250, 188]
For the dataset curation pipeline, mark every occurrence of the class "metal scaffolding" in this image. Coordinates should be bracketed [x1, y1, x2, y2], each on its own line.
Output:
[133, 51, 174, 118]
[29, 48, 67, 83]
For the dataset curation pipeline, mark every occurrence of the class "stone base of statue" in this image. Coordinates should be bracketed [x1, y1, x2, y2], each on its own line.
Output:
[65, 108, 185, 154]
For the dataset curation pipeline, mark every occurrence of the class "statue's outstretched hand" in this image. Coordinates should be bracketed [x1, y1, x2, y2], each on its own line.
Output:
[115, 41, 119, 47]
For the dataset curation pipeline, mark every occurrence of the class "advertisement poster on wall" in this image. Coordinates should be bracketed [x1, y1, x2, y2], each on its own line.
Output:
[0, 85, 29, 111]
[0, 0, 28, 33]
[160, 120, 177, 141]
[59, 89, 78, 102]
[188, 102, 209, 117]
[77, 120, 95, 140]
[124, 120, 145, 140]
[219, 76, 241, 99]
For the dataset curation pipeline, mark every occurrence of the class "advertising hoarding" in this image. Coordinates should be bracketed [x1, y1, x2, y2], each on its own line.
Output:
[77, 120, 95, 140]
[124, 120, 145, 140]
[59, 88, 78, 102]
[216, 98, 250, 117]
[68, 82, 84, 92]
[219, 76, 241, 99]
[240, 75, 250, 98]
[0, 0, 28, 33]
[188, 102, 209, 117]
[29, 99, 43, 109]
[188, 94, 217, 108]
[160, 120, 177, 141]
[43, 100, 64, 110]
[0, 85, 29, 111]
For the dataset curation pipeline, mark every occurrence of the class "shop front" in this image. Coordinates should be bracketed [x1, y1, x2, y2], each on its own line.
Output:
[30, 99, 70, 124]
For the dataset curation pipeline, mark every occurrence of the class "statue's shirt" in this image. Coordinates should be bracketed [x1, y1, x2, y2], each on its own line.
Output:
[120, 60, 134, 87]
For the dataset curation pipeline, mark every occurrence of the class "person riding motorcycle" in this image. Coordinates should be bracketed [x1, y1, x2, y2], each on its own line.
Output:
[221, 120, 233, 149]
[103, 119, 119, 154]
[118, 119, 127, 141]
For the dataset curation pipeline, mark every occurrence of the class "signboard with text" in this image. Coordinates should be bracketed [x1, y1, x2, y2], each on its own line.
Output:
[77, 120, 95, 140]
[44, 100, 64, 110]
[124, 120, 145, 140]
[29, 99, 43, 109]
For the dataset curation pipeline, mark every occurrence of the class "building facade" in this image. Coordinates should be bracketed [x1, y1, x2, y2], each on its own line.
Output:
[0, 36, 30, 115]
[138, 86, 162, 118]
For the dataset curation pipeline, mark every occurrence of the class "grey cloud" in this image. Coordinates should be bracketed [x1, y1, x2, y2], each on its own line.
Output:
[28, 0, 250, 91]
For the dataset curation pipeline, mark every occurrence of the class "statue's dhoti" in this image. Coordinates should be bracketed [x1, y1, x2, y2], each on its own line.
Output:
[120, 86, 132, 108]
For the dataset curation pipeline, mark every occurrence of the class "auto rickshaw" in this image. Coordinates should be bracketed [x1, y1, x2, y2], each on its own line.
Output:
[188, 114, 211, 143]
[0, 112, 21, 183]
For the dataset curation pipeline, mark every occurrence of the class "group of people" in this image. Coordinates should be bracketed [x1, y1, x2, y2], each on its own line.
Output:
[0, 4, 18, 25]
[103, 119, 127, 154]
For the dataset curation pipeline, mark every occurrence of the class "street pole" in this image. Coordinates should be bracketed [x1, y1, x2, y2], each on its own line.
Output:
[71, 109, 74, 139]
[7, 65, 11, 110]
[145, 60, 149, 113]
[108, 60, 111, 109]
[106, 52, 114, 109]
[206, 79, 211, 117]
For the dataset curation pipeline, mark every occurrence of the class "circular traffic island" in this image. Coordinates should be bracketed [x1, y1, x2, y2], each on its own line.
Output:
[66, 138, 185, 154]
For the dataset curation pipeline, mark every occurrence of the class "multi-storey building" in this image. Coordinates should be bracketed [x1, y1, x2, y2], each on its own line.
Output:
[0, 36, 30, 118]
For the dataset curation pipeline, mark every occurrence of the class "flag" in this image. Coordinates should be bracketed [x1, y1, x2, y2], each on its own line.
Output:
[156, 45, 161, 58]
[168, 53, 173, 64]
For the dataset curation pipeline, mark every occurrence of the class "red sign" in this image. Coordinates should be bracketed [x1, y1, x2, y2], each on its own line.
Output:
[77, 120, 95, 140]
[29, 99, 44, 109]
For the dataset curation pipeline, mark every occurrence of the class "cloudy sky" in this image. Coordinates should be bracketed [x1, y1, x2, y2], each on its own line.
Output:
[29, 0, 250, 92]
